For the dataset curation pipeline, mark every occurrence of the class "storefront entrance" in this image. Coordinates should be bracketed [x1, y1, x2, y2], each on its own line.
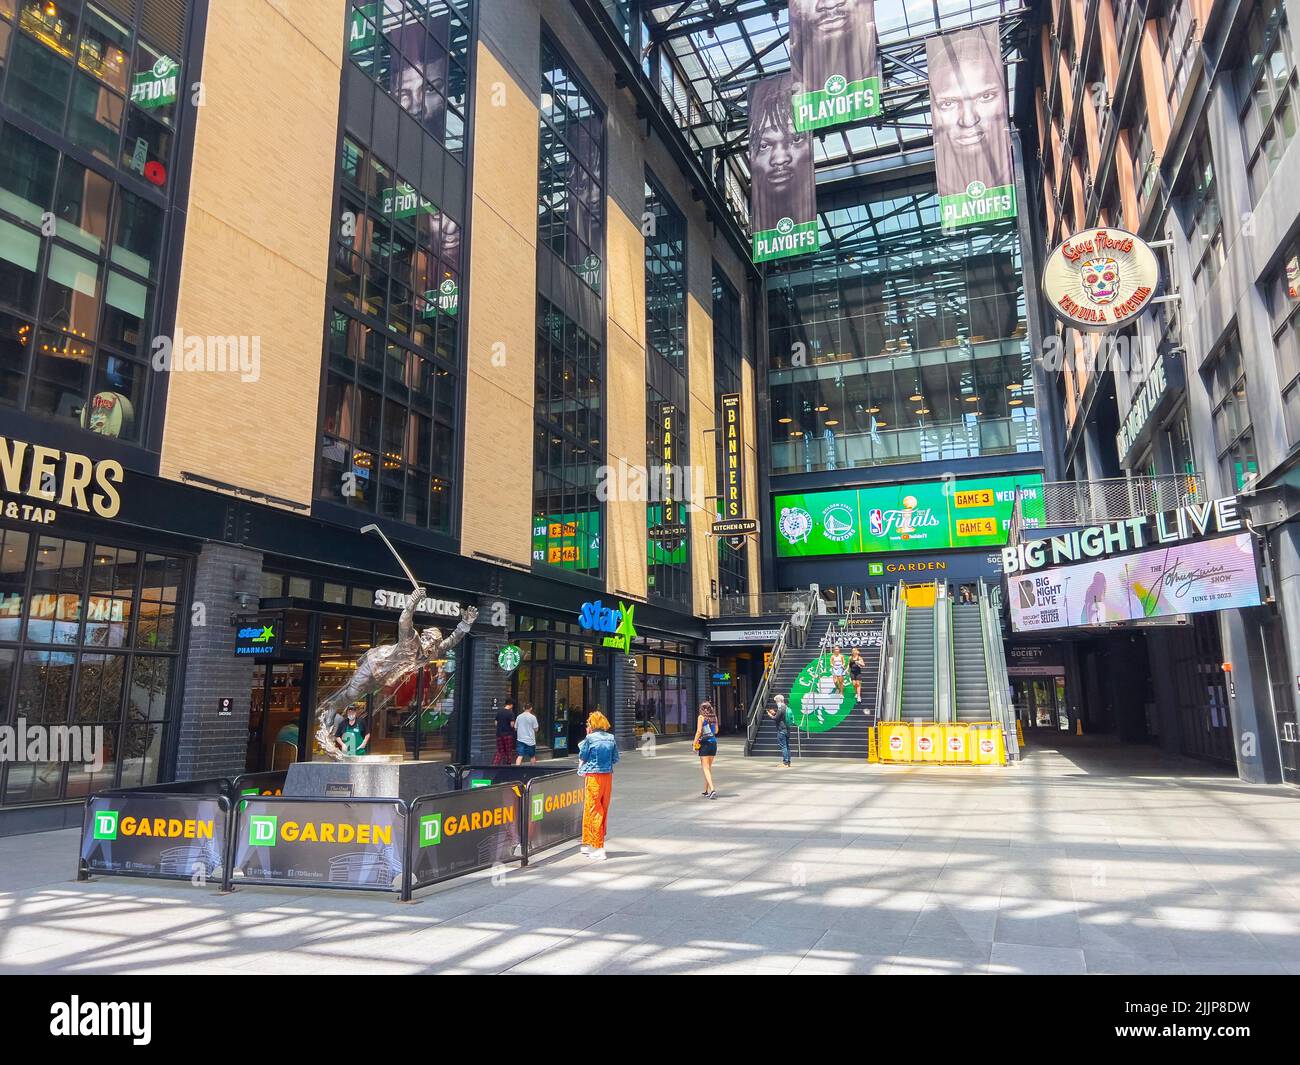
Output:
[551, 670, 609, 758]
[1013, 675, 1068, 731]
[246, 663, 306, 773]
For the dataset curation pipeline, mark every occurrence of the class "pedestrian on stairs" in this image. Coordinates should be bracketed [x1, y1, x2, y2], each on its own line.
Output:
[849, 647, 865, 704]
[694, 700, 721, 798]
[768, 694, 791, 767]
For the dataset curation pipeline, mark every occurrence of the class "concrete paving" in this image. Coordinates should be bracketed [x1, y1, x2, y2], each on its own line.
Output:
[3, 734, 1300, 974]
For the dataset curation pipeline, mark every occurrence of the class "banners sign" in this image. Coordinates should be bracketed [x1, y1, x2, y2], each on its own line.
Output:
[775, 473, 1045, 558]
[749, 73, 819, 263]
[1009, 533, 1263, 633]
[788, 0, 882, 131]
[928, 24, 1017, 229]
[1044, 227, 1161, 332]
[525, 773, 584, 856]
[410, 784, 522, 888]
[232, 799, 405, 889]
[82, 794, 226, 880]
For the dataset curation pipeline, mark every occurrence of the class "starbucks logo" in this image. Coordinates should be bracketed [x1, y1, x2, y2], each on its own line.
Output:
[824, 74, 847, 96]
[776, 216, 795, 235]
[966, 180, 988, 199]
[778, 506, 812, 545]
[498, 644, 522, 672]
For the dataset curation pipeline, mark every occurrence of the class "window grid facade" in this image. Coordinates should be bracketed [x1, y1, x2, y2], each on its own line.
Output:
[316, 138, 463, 535]
[345, 0, 471, 158]
[1238, 0, 1299, 202]
[1207, 332, 1259, 492]
[1266, 241, 1300, 444]
[1184, 133, 1224, 298]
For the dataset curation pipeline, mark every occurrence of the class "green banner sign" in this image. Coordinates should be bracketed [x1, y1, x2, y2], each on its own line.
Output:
[939, 180, 1018, 230]
[752, 217, 820, 264]
[130, 55, 180, 109]
[532, 511, 600, 571]
[382, 183, 437, 219]
[792, 74, 883, 132]
[774, 473, 1045, 558]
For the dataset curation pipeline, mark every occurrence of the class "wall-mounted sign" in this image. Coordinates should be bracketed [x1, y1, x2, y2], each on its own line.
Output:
[712, 671, 733, 686]
[0, 436, 124, 525]
[1002, 495, 1243, 576]
[130, 55, 179, 109]
[928, 24, 1017, 229]
[234, 615, 283, 658]
[749, 73, 819, 263]
[373, 589, 465, 618]
[81, 391, 135, 440]
[788, 0, 882, 131]
[1043, 228, 1160, 331]
[720, 393, 745, 522]
[1116, 352, 1186, 466]
[217, 697, 234, 717]
[498, 645, 522, 673]
[713, 517, 758, 536]
[775, 473, 1045, 558]
[381, 183, 437, 219]
[709, 627, 781, 644]
[578, 600, 638, 654]
[1009, 533, 1262, 633]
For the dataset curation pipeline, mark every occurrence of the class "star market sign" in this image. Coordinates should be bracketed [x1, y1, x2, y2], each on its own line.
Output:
[578, 600, 638, 654]
[1043, 228, 1160, 331]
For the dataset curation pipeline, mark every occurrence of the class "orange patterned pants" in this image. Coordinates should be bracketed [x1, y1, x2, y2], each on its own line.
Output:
[582, 773, 613, 848]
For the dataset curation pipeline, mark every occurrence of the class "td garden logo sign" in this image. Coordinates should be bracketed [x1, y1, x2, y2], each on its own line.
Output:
[1043, 228, 1161, 331]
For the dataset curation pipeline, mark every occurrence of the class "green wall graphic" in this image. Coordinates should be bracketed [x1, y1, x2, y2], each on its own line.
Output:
[788, 655, 856, 733]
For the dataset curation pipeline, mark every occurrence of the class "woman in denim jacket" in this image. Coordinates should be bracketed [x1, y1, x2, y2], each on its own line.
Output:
[577, 711, 620, 860]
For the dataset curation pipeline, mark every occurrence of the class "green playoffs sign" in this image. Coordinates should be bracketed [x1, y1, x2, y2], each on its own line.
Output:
[422, 279, 459, 317]
[130, 55, 180, 109]
[409, 785, 522, 888]
[382, 183, 437, 219]
[788, 655, 856, 733]
[80, 794, 226, 880]
[753, 216, 820, 264]
[348, 2, 377, 53]
[792, 74, 882, 132]
[774, 472, 1045, 558]
[231, 799, 405, 889]
[525, 773, 584, 855]
[940, 180, 1017, 230]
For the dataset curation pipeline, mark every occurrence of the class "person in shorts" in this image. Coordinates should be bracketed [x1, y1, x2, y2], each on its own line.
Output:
[494, 698, 516, 765]
[849, 647, 864, 703]
[830, 644, 847, 693]
[693, 700, 721, 798]
[514, 702, 539, 765]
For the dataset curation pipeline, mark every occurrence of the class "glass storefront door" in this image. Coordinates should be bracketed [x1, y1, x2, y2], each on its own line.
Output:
[551, 670, 609, 758]
[246, 663, 305, 773]
[1012, 675, 1067, 731]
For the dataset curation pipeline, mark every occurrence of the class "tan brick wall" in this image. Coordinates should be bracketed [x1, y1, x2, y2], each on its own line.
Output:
[160, 0, 345, 504]
[605, 204, 648, 600]
[459, 43, 539, 567]
[687, 294, 716, 618]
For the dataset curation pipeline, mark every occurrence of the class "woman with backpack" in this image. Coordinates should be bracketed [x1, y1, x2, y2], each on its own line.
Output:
[693, 700, 721, 799]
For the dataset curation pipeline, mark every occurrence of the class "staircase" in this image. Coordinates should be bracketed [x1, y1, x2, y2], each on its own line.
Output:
[899, 607, 935, 721]
[952, 603, 992, 721]
[749, 614, 885, 759]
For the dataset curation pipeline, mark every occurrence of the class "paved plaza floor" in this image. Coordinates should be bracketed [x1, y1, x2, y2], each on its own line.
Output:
[4, 735, 1300, 974]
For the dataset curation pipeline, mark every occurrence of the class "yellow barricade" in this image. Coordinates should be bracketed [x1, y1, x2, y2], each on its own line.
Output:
[943, 725, 971, 763]
[877, 722, 913, 762]
[970, 724, 1007, 766]
[917, 723, 944, 762]
[875, 722, 1007, 766]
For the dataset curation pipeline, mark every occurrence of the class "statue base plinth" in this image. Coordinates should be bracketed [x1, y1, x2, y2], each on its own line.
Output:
[285, 759, 453, 803]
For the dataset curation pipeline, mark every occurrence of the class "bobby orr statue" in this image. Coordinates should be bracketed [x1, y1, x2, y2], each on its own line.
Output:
[313, 525, 477, 760]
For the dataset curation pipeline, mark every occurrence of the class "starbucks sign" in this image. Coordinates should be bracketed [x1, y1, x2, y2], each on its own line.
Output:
[498, 645, 522, 673]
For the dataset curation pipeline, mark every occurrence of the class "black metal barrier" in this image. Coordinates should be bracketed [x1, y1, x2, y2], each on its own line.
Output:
[78, 764, 586, 898]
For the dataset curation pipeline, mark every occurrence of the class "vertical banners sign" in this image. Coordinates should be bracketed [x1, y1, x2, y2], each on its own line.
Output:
[749, 73, 819, 263]
[789, 0, 882, 131]
[927, 24, 1017, 229]
[661, 402, 677, 529]
[721, 393, 743, 520]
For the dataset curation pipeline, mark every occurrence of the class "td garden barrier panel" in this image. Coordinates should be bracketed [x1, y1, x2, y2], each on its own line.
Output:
[454, 764, 573, 790]
[227, 796, 408, 894]
[231, 771, 288, 798]
[875, 722, 1006, 766]
[523, 771, 584, 859]
[408, 782, 524, 890]
[79, 788, 232, 883]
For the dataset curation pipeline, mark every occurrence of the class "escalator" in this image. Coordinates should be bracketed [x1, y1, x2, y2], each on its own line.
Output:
[952, 603, 992, 722]
[898, 606, 936, 722]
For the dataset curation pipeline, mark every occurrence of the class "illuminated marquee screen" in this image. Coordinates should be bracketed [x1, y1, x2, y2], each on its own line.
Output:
[773, 473, 1045, 558]
[1009, 533, 1262, 633]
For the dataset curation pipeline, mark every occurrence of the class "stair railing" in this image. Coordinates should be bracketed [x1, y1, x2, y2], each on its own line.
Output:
[977, 577, 1019, 760]
[744, 586, 819, 754]
[872, 584, 894, 717]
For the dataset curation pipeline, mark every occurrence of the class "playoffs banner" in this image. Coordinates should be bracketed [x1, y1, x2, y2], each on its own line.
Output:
[789, 0, 882, 131]
[232, 798, 405, 890]
[749, 73, 819, 263]
[927, 24, 1017, 229]
[82, 793, 226, 880]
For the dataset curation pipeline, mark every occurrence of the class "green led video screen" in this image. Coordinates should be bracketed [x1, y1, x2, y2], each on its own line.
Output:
[532, 512, 600, 571]
[773, 473, 1045, 558]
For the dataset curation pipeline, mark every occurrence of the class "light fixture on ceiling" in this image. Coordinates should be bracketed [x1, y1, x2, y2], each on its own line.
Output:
[866, 406, 880, 414]
[909, 392, 923, 402]
[964, 395, 979, 403]
[824, 419, 839, 426]
[815, 403, 829, 412]
[915, 408, 931, 415]
[778, 416, 792, 424]
[1009, 398, 1024, 406]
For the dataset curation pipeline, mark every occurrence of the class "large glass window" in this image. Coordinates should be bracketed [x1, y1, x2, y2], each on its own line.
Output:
[539, 34, 603, 292]
[0, 525, 187, 807]
[766, 181, 1036, 474]
[345, 0, 471, 157]
[1238, 0, 1299, 201]
[532, 299, 602, 579]
[1183, 132, 1224, 298]
[317, 137, 462, 534]
[634, 641, 698, 736]
[1206, 332, 1259, 492]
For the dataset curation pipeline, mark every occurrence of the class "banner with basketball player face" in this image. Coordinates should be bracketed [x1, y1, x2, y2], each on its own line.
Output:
[749, 72, 819, 263]
[927, 23, 1017, 229]
[788, 0, 882, 131]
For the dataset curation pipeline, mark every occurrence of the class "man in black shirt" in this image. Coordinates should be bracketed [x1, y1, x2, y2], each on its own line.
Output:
[768, 694, 792, 767]
[494, 699, 517, 765]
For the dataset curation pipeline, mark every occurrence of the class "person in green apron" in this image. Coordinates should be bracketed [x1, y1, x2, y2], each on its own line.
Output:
[332, 706, 370, 757]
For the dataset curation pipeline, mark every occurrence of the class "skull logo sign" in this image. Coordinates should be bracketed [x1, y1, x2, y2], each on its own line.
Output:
[1081, 256, 1119, 304]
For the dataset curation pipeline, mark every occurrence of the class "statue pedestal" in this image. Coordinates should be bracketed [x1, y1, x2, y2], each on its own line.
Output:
[285, 759, 453, 804]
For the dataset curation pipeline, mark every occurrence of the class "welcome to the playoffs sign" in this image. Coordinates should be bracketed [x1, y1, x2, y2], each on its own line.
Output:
[928, 24, 1017, 229]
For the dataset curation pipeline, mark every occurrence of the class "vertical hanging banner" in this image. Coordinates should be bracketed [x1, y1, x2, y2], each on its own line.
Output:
[927, 23, 1017, 229]
[749, 73, 819, 263]
[661, 401, 677, 530]
[789, 0, 882, 131]
[721, 393, 743, 521]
